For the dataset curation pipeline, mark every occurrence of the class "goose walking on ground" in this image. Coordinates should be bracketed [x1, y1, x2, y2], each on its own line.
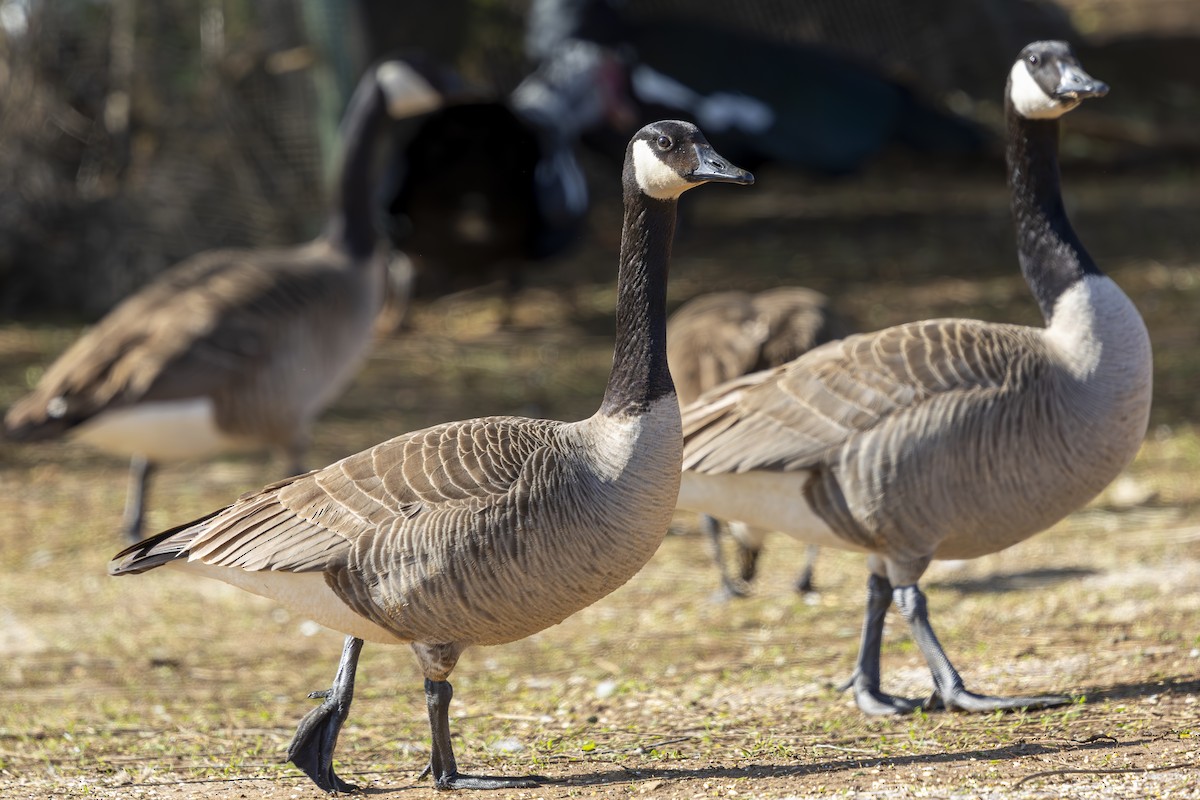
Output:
[677, 42, 1152, 715]
[110, 121, 752, 792]
[4, 60, 441, 542]
[667, 287, 855, 598]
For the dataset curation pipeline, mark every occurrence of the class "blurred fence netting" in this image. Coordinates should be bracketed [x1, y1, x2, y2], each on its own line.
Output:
[0, 0, 341, 316]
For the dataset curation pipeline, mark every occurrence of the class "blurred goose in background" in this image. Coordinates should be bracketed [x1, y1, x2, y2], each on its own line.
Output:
[380, 38, 634, 312]
[666, 287, 856, 598]
[4, 59, 440, 541]
[110, 121, 753, 791]
[677, 42, 1151, 714]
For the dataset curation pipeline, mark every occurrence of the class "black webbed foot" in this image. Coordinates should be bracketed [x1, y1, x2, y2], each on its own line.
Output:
[287, 637, 364, 793]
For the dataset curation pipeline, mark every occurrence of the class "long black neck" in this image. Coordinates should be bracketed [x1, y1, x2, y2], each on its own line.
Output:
[1005, 92, 1100, 323]
[599, 184, 678, 415]
[323, 73, 388, 259]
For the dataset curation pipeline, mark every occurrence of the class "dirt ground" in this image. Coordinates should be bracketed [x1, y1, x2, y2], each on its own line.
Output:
[2, 148, 1199, 800]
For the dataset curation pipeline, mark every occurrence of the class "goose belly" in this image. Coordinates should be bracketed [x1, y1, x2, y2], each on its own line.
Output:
[678, 470, 858, 552]
[73, 398, 249, 461]
[367, 405, 684, 648]
[352, 499, 680, 649]
[175, 561, 404, 645]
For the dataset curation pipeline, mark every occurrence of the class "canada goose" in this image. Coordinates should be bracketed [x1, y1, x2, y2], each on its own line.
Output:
[677, 42, 1152, 715]
[110, 120, 752, 792]
[666, 287, 856, 597]
[3, 60, 437, 542]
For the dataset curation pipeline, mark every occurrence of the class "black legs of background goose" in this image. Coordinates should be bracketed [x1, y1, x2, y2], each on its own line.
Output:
[288, 635, 363, 794]
[420, 679, 545, 790]
[845, 572, 1072, 715]
[701, 514, 751, 600]
[704, 516, 819, 601]
[794, 544, 819, 594]
[121, 456, 154, 543]
[121, 446, 306, 544]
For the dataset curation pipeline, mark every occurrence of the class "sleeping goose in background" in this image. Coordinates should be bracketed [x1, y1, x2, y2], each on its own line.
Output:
[380, 40, 634, 310]
[677, 42, 1152, 715]
[110, 121, 752, 792]
[4, 60, 444, 542]
[666, 287, 857, 598]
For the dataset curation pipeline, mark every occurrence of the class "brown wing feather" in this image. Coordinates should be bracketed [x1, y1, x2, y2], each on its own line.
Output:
[4, 241, 355, 439]
[682, 319, 1033, 474]
[111, 416, 561, 577]
[666, 287, 853, 406]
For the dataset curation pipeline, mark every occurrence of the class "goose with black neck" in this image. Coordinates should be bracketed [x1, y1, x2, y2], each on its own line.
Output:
[109, 120, 751, 792]
[676, 41, 1152, 716]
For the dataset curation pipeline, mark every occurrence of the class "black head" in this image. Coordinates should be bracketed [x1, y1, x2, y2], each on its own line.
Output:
[625, 120, 754, 200]
[1008, 41, 1108, 120]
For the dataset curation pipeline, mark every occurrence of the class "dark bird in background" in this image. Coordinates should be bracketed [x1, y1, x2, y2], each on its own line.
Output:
[527, 0, 988, 174]
[4, 59, 442, 541]
[667, 287, 856, 599]
[379, 38, 634, 309]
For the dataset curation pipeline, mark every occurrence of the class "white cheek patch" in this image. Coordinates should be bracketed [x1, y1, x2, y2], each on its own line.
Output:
[1009, 60, 1070, 120]
[376, 61, 442, 119]
[632, 139, 691, 200]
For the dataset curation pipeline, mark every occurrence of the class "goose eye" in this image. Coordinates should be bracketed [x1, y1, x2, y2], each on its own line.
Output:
[656, 135, 673, 150]
[1028, 53, 1039, 65]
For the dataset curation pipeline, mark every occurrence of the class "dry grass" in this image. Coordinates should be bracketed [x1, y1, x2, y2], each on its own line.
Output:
[1, 156, 1199, 799]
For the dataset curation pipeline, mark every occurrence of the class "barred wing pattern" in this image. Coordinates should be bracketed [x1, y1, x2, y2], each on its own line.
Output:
[114, 411, 675, 647]
[684, 319, 1030, 474]
[682, 319, 1057, 560]
[5, 242, 374, 445]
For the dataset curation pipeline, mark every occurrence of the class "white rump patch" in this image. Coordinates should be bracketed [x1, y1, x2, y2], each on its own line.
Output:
[632, 139, 691, 200]
[1009, 60, 1074, 120]
[175, 561, 405, 645]
[73, 397, 245, 462]
[376, 61, 442, 119]
[677, 470, 856, 552]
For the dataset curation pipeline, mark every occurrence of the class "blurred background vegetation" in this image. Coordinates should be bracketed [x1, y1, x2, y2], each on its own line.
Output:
[1, 0, 1196, 313]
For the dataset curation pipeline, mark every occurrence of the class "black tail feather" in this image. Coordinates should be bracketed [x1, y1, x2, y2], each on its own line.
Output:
[109, 506, 227, 575]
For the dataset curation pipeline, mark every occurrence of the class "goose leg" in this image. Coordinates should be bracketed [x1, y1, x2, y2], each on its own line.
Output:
[845, 572, 923, 714]
[287, 636, 362, 793]
[419, 679, 545, 789]
[121, 456, 154, 543]
[892, 584, 1071, 713]
[701, 514, 749, 600]
[730, 521, 762, 584]
[794, 544, 819, 594]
